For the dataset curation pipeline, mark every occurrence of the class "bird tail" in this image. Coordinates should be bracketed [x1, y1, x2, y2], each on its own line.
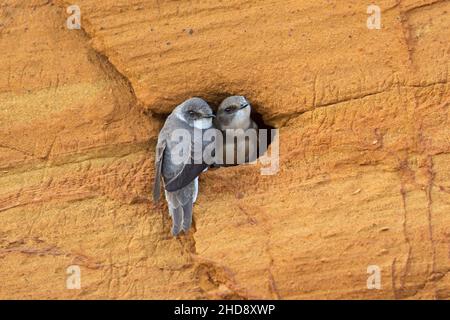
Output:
[182, 202, 193, 232]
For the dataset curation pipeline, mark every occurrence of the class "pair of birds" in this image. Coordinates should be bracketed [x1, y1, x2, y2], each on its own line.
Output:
[153, 96, 258, 236]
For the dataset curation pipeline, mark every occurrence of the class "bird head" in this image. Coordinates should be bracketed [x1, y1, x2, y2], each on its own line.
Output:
[215, 96, 251, 130]
[175, 97, 215, 129]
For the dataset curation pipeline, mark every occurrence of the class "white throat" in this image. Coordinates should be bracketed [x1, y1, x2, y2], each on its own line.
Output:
[193, 118, 212, 129]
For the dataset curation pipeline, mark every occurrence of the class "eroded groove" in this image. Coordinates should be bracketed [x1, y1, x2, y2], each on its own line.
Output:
[403, 0, 450, 14]
[271, 80, 449, 128]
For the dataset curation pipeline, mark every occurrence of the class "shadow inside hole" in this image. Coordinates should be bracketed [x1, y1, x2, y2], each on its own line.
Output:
[250, 105, 276, 160]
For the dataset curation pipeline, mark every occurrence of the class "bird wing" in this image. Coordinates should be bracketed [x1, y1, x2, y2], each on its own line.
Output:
[164, 127, 209, 192]
[164, 162, 208, 192]
[152, 138, 166, 202]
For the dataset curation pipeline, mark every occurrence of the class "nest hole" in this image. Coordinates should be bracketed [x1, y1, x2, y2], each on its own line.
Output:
[146, 93, 277, 158]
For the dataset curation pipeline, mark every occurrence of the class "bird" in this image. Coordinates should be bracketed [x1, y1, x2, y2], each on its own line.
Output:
[153, 97, 216, 236]
[214, 96, 259, 166]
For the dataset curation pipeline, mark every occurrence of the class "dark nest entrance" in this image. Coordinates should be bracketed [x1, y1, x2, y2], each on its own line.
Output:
[148, 93, 277, 165]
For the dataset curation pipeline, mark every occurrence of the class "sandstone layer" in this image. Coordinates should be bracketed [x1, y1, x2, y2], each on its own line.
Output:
[0, 0, 449, 299]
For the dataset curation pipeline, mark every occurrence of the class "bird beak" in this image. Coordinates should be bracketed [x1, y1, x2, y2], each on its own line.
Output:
[239, 103, 249, 110]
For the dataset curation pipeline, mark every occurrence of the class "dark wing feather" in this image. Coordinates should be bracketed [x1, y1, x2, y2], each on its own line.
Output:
[163, 126, 210, 192]
[157, 120, 212, 193]
[152, 139, 166, 202]
[164, 163, 208, 192]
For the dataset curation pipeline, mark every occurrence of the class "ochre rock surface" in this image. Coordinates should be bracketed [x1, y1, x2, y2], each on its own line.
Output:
[0, 0, 449, 299]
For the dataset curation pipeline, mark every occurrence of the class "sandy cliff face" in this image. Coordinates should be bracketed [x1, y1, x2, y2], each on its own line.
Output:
[0, 0, 449, 299]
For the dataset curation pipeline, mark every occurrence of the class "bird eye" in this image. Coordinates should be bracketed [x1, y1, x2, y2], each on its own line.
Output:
[188, 110, 195, 116]
[225, 107, 233, 113]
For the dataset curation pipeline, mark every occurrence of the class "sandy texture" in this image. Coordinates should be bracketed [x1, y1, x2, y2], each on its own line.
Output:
[0, 0, 449, 299]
